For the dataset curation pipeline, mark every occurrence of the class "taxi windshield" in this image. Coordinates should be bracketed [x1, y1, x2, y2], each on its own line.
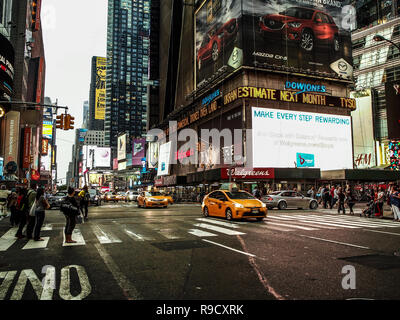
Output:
[225, 191, 256, 200]
[146, 192, 162, 197]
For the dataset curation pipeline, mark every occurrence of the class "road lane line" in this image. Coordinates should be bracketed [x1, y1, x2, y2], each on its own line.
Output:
[22, 237, 50, 250]
[265, 221, 317, 231]
[188, 229, 217, 237]
[196, 218, 240, 228]
[0, 228, 18, 252]
[202, 239, 256, 257]
[262, 225, 293, 232]
[364, 229, 400, 236]
[94, 243, 141, 300]
[300, 215, 399, 227]
[291, 215, 385, 228]
[193, 223, 245, 235]
[266, 216, 337, 229]
[91, 225, 122, 244]
[278, 216, 359, 229]
[299, 235, 370, 250]
[63, 229, 86, 246]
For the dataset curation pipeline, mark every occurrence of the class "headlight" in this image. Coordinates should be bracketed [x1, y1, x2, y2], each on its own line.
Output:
[261, 203, 266, 208]
[287, 22, 302, 28]
[234, 202, 244, 208]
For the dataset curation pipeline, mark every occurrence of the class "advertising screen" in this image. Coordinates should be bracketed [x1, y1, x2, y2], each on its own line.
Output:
[195, 0, 355, 89]
[132, 138, 146, 166]
[148, 142, 159, 168]
[117, 134, 127, 161]
[386, 81, 400, 140]
[40, 144, 52, 174]
[252, 107, 353, 170]
[351, 90, 376, 168]
[0, 32, 15, 99]
[95, 57, 106, 120]
[158, 142, 172, 176]
[82, 145, 96, 170]
[94, 147, 111, 168]
[42, 121, 53, 140]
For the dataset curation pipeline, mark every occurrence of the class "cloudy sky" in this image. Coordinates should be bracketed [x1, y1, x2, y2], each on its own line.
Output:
[42, 0, 107, 184]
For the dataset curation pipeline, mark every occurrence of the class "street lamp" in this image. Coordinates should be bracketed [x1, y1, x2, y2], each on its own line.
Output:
[373, 34, 400, 52]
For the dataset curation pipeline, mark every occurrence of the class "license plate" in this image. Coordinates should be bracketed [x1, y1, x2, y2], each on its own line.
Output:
[252, 209, 259, 213]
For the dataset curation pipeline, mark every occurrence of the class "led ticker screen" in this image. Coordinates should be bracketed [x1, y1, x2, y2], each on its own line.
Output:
[389, 141, 400, 170]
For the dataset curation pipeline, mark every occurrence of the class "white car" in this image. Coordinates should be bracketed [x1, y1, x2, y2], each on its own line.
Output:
[126, 191, 139, 202]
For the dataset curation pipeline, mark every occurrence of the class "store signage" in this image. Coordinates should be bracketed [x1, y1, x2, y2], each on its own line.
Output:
[221, 168, 275, 180]
[296, 153, 315, 168]
[284, 81, 326, 95]
[224, 86, 356, 110]
[4, 111, 20, 164]
[31, 169, 40, 181]
[202, 89, 221, 106]
[22, 128, 32, 169]
[42, 139, 49, 155]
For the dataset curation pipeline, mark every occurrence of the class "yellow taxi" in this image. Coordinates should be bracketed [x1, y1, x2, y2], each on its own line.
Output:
[202, 185, 267, 221]
[137, 191, 169, 208]
[163, 193, 174, 205]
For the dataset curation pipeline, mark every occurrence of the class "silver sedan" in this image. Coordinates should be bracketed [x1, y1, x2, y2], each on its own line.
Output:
[262, 190, 318, 210]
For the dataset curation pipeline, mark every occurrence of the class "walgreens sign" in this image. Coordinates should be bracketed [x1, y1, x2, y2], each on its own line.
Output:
[221, 168, 274, 180]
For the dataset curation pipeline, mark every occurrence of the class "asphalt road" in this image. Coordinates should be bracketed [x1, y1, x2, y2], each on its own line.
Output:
[1, 203, 400, 301]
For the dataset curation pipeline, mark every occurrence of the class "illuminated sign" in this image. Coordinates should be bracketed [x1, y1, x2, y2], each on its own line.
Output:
[284, 81, 326, 95]
[221, 168, 275, 180]
[95, 57, 106, 120]
[224, 87, 356, 110]
[296, 153, 315, 168]
[117, 134, 126, 161]
[42, 139, 49, 155]
[42, 121, 53, 139]
[202, 89, 221, 106]
[22, 128, 32, 169]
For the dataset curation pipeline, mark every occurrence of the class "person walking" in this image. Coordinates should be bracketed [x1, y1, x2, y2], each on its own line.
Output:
[322, 185, 330, 209]
[330, 186, 339, 209]
[346, 188, 356, 215]
[307, 186, 316, 199]
[60, 187, 80, 243]
[78, 185, 90, 222]
[390, 186, 400, 222]
[0, 185, 10, 217]
[15, 188, 29, 239]
[8, 188, 19, 227]
[337, 187, 346, 215]
[32, 188, 50, 241]
[25, 185, 38, 239]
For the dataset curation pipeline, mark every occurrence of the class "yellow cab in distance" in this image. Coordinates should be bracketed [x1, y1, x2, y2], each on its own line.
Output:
[137, 191, 169, 208]
[202, 183, 267, 221]
[163, 193, 174, 205]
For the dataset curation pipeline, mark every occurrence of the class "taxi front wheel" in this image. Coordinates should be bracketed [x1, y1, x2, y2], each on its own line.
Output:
[225, 208, 233, 221]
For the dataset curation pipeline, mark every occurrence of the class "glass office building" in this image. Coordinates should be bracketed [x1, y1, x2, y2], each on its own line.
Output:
[105, 0, 151, 155]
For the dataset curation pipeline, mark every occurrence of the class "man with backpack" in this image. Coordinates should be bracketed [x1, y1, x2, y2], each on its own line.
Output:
[78, 185, 90, 222]
[15, 184, 37, 239]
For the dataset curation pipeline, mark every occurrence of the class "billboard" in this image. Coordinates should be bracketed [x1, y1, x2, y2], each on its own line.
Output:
[351, 90, 376, 168]
[195, 0, 354, 89]
[4, 111, 20, 166]
[117, 134, 127, 161]
[42, 121, 53, 140]
[94, 147, 111, 168]
[252, 107, 353, 170]
[132, 138, 146, 166]
[95, 57, 106, 120]
[40, 144, 52, 174]
[0, 32, 15, 99]
[148, 142, 159, 169]
[386, 81, 400, 140]
[82, 145, 96, 170]
[158, 142, 172, 176]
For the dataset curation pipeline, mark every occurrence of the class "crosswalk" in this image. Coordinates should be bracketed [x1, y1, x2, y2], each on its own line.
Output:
[0, 214, 399, 252]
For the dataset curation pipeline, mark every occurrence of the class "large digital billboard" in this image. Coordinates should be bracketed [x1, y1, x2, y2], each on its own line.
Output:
[95, 57, 106, 120]
[195, 0, 355, 89]
[117, 134, 127, 161]
[252, 107, 353, 170]
[0, 32, 15, 100]
[386, 81, 400, 140]
[132, 138, 146, 166]
[158, 142, 172, 176]
[94, 147, 111, 168]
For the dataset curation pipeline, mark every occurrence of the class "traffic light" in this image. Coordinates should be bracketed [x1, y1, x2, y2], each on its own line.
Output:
[64, 114, 75, 130]
[56, 114, 64, 129]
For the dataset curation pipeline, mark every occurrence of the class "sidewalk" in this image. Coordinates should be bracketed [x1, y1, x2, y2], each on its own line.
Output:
[320, 203, 395, 220]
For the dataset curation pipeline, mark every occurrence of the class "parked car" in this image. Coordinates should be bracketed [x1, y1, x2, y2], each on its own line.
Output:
[48, 191, 68, 209]
[197, 18, 239, 70]
[137, 191, 169, 208]
[259, 7, 340, 52]
[88, 188, 102, 206]
[104, 192, 117, 203]
[262, 190, 318, 210]
[126, 191, 139, 202]
[202, 189, 267, 221]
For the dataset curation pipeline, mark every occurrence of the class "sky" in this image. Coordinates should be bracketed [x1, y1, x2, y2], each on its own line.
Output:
[42, 0, 108, 184]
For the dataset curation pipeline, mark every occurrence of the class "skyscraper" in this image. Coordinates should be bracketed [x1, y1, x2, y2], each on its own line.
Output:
[89, 56, 106, 130]
[105, 0, 151, 157]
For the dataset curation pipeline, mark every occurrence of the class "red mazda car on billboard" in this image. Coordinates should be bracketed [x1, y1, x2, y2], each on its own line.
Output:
[259, 7, 340, 52]
[197, 18, 239, 71]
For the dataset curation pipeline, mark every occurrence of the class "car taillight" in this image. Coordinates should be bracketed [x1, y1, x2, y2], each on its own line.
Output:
[267, 197, 273, 201]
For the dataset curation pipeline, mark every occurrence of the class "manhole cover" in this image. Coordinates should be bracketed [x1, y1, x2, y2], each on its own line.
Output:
[151, 240, 211, 251]
[338, 254, 400, 270]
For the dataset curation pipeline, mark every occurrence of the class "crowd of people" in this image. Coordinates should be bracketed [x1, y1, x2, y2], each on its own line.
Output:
[0, 184, 92, 244]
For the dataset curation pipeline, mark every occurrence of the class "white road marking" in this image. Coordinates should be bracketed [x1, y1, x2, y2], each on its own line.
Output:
[202, 239, 256, 257]
[94, 244, 141, 300]
[91, 225, 122, 244]
[59, 265, 92, 300]
[63, 229, 86, 246]
[123, 227, 155, 241]
[295, 215, 399, 228]
[41, 224, 53, 231]
[22, 237, 50, 250]
[0, 228, 18, 252]
[299, 235, 370, 250]
[156, 228, 181, 240]
[262, 225, 293, 232]
[193, 223, 245, 235]
[188, 229, 217, 238]
[267, 216, 337, 229]
[278, 215, 359, 229]
[196, 218, 240, 228]
[364, 229, 400, 236]
[265, 221, 317, 231]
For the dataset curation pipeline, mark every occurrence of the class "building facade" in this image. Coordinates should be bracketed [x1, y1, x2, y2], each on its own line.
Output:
[89, 56, 105, 131]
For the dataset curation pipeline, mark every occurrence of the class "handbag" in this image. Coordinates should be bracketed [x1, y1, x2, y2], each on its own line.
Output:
[29, 200, 37, 217]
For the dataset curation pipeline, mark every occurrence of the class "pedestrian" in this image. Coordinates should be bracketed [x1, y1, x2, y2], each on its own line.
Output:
[253, 187, 261, 200]
[316, 186, 322, 204]
[60, 187, 80, 243]
[337, 187, 346, 215]
[15, 188, 29, 239]
[330, 185, 339, 209]
[375, 187, 385, 218]
[0, 185, 10, 217]
[322, 185, 330, 209]
[78, 185, 90, 221]
[346, 188, 356, 215]
[307, 186, 316, 199]
[8, 188, 19, 227]
[390, 186, 400, 222]
[32, 187, 50, 241]
[24, 184, 38, 239]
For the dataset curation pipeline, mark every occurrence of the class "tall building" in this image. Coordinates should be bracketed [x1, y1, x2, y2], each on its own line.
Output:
[105, 0, 151, 158]
[351, 1, 400, 169]
[82, 100, 89, 129]
[89, 57, 106, 130]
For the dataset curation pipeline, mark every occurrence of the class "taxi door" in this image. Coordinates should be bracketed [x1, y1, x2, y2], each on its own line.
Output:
[213, 191, 228, 217]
